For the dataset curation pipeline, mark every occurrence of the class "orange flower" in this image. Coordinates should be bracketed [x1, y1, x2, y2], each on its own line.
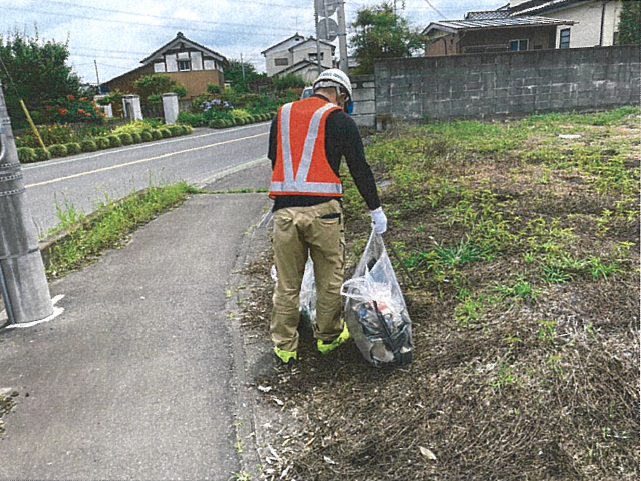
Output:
[81, 97, 87, 101]
[85, 113, 91, 117]
[58, 108, 69, 115]
[67, 94, 75, 100]
[77, 109, 85, 114]
[45, 105, 52, 110]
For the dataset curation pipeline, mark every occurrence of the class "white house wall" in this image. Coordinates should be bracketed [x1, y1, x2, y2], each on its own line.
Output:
[166, 53, 178, 72]
[191, 51, 203, 70]
[544, 0, 622, 48]
[292, 44, 333, 69]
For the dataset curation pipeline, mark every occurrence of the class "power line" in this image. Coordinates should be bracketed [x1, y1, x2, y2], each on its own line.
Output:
[41, 0, 305, 31]
[423, 0, 448, 19]
[2, 6, 310, 37]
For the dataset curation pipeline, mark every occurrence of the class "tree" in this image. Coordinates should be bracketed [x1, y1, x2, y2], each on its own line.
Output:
[133, 74, 187, 103]
[0, 30, 83, 125]
[272, 73, 306, 91]
[618, 0, 640, 45]
[350, 2, 422, 75]
[224, 59, 264, 92]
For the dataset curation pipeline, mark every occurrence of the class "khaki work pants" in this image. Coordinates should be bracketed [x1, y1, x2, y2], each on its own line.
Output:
[271, 200, 346, 352]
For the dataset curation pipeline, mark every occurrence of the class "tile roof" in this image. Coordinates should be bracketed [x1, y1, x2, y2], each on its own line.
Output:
[422, 15, 574, 35]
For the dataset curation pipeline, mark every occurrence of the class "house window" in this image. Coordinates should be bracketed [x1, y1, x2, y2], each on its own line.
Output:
[178, 60, 191, 71]
[309, 52, 324, 61]
[275, 58, 289, 66]
[509, 39, 529, 51]
[613, 31, 619, 45]
[559, 28, 571, 49]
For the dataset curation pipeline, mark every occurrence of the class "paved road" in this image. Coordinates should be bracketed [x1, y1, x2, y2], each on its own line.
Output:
[22, 123, 270, 235]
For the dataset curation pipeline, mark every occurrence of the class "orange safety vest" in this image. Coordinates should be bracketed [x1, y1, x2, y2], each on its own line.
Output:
[269, 97, 342, 198]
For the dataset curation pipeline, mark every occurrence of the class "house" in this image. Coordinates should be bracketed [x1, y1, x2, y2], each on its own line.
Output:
[261, 33, 335, 83]
[423, 11, 575, 56]
[103, 32, 229, 98]
[509, 0, 624, 48]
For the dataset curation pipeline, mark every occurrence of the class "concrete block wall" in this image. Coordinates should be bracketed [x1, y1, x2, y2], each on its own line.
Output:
[351, 74, 376, 128]
[374, 46, 640, 122]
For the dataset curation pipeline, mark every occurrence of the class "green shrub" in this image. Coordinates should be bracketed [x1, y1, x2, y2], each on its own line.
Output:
[209, 119, 225, 129]
[33, 147, 51, 162]
[17, 147, 36, 163]
[225, 119, 234, 127]
[48, 144, 68, 157]
[140, 131, 153, 142]
[169, 125, 183, 136]
[184, 124, 193, 134]
[65, 142, 82, 155]
[107, 135, 122, 148]
[131, 132, 142, 144]
[159, 129, 172, 138]
[80, 139, 97, 152]
[96, 137, 111, 149]
[17, 124, 75, 148]
[177, 112, 206, 127]
[151, 130, 163, 140]
[119, 133, 133, 145]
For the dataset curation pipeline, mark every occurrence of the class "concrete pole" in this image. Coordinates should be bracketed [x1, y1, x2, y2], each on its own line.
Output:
[0, 78, 53, 325]
[337, 0, 349, 74]
[314, 10, 323, 75]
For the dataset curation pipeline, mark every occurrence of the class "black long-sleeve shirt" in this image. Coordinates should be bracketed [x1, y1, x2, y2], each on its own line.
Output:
[268, 94, 381, 212]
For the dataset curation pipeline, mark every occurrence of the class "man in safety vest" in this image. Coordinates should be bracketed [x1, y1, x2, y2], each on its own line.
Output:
[267, 68, 387, 364]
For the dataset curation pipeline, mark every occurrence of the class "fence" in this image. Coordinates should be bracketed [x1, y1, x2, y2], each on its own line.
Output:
[370, 45, 640, 126]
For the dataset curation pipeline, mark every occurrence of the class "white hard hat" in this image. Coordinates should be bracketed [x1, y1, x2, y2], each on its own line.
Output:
[312, 68, 353, 101]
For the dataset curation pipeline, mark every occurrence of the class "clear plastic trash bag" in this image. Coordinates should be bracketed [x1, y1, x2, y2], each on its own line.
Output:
[271, 257, 316, 324]
[341, 230, 413, 367]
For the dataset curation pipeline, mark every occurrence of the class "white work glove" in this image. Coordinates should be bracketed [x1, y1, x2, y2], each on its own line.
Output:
[370, 207, 387, 234]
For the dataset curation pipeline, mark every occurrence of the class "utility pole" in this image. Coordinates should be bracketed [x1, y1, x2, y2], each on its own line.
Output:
[240, 53, 246, 86]
[336, 0, 349, 74]
[0, 77, 53, 325]
[314, 10, 323, 74]
[94, 59, 101, 91]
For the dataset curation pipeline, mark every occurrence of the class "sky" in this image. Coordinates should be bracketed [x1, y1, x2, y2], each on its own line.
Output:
[0, 0, 508, 85]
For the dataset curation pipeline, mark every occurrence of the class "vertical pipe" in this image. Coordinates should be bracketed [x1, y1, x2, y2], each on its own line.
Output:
[0, 261, 15, 325]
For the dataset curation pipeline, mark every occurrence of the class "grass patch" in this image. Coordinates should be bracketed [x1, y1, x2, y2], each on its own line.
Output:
[241, 106, 639, 480]
[45, 182, 199, 278]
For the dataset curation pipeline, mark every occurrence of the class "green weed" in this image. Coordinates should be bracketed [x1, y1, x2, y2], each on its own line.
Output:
[45, 182, 196, 278]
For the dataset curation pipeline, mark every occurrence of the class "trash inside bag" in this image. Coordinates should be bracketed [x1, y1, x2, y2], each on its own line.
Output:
[341, 230, 413, 367]
[271, 257, 316, 325]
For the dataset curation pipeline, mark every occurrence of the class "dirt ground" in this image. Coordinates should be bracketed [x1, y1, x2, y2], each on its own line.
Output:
[239, 109, 639, 481]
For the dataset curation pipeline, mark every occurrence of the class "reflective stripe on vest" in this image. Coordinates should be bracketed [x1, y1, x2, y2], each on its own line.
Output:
[270, 101, 342, 196]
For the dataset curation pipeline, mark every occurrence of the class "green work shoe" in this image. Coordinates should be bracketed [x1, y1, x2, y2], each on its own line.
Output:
[317, 323, 350, 355]
[273, 346, 298, 364]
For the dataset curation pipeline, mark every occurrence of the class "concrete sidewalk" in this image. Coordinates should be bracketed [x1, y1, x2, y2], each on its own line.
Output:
[0, 162, 274, 480]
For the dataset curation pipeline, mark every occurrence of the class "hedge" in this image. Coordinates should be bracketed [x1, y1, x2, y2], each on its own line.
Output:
[17, 147, 36, 163]
[48, 144, 68, 158]
[65, 142, 82, 155]
[107, 135, 122, 148]
[81, 139, 97, 152]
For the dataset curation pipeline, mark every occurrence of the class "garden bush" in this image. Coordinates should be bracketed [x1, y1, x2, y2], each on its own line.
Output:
[17, 147, 36, 163]
[65, 142, 81, 155]
[131, 132, 142, 144]
[140, 131, 153, 142]
[168, 125, 183, 136]
[48, 144, 68, 158]
[80, 139, 97, 152]
[107, 135, 122, 148]
[177, 112, 206, 127]
[96, 137, 111, 150]
[118, 133, 133, 146]
[151, 130, 163, 140]
[33, 147, 51, 162]
[159, 129, 172, 139]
